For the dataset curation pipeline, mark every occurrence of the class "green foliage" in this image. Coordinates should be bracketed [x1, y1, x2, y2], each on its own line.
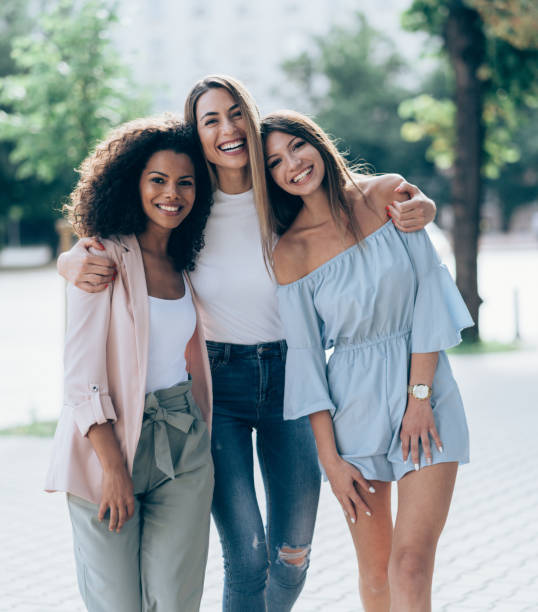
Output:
[401, 0, 538, 184]
[0, 420, 57, 437]
[281, 13, 447, 200]
[0, 0, 149, 244]
[0, 0, 148, 184]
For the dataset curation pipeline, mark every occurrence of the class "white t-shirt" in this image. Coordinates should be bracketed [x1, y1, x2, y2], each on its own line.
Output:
[146, 279, 196, 393]
[189, 189, 284, 344]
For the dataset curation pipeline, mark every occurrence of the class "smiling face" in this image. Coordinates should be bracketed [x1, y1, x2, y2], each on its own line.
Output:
[139, 150, 196, 234]
[264, 130, 325, 198]
[195, 87, 249, 172]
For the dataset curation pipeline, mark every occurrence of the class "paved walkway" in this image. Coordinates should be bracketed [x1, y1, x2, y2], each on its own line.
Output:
[1, 347, 537, 611]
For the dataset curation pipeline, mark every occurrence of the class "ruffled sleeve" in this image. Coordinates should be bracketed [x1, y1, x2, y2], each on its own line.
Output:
[277, 278, 337, 421]
[398, 229, 474, 353]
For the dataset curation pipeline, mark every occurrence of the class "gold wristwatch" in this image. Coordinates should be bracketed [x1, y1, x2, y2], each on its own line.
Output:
[407, 384, 432, 400]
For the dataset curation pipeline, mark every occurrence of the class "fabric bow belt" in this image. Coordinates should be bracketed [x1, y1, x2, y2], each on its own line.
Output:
[142, 388, 195, 479]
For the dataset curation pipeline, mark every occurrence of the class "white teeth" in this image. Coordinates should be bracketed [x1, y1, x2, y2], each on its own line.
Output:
[292, 167, 312, 183]
[157, 204, 181, 212]
[219, 140, 245, 151]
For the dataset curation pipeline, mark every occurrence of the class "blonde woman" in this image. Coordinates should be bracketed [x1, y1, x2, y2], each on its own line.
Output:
[261, 110, 471, 611]
[58, 75, 437, 611]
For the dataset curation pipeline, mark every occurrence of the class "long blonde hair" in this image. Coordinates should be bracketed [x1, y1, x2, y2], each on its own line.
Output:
[184, 75, 273, 267]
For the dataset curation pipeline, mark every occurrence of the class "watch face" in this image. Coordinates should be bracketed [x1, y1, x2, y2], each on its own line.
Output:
[415, 385, 429, 399]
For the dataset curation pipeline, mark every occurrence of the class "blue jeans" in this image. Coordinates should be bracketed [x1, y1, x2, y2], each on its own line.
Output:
[207, 340, 321, 612]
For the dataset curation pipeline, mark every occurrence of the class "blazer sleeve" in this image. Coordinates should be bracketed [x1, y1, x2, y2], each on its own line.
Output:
[63, 263, 117, 437]
[277, 279, 337, 420]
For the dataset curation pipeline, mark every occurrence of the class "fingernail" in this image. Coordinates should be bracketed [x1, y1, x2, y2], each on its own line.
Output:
[369, 486, 376, 493]
[105, 284, 109, 288]
[426, 457, 432, 466]
[366, 511, 372, 517]
[351, 517, 356, 524]
[438, 446, 444, 453]
[414, 463, 420, 471]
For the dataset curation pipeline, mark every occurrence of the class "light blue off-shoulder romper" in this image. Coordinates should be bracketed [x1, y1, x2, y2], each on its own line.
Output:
[276, 221, 473, 481]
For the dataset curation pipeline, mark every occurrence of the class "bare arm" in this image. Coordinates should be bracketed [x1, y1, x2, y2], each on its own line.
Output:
[309, 410, 374, 522]
[58, 237, 116, 293]
[400, 351, 443, 470]
[87, 423, 135, 533]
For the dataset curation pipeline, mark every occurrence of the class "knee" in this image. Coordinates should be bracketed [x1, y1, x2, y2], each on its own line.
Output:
[276, 544, 311, 570]
[389, 547, 431, 591]
[272, 544, 311, 589]
[223, 537, 269, 588]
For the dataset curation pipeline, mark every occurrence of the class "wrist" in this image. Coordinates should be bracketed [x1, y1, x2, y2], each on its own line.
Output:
[102, 458, 127, 474]
[407, 383, 432, 400]
[319, 451, 342, 472]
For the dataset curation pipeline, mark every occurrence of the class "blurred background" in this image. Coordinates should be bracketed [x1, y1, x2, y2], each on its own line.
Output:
[1, 2, 538, 611]
[0, 0, 538, 428]
[3, 0, 537, 430]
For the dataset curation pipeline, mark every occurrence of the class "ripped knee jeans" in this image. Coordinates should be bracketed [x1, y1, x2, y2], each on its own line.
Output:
[207, 340, 321, 612]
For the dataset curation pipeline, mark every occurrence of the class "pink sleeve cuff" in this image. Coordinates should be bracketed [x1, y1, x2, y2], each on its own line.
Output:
[71, 388, 117, 437]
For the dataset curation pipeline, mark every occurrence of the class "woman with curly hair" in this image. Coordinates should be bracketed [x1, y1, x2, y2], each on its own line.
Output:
[45, 116, 214, 612]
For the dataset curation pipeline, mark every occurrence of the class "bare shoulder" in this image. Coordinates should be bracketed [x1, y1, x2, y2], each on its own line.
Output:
[272, 231, 308, 286]
[358, 173, 408, 215]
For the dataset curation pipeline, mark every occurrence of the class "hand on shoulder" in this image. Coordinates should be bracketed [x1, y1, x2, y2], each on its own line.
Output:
[59, 236, 118, 292]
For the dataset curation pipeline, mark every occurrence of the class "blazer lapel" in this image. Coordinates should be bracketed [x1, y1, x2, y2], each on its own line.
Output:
[120, 235, 149, 388]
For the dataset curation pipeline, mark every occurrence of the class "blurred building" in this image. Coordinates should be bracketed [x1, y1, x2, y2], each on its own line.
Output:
[114, 0, 421, 114]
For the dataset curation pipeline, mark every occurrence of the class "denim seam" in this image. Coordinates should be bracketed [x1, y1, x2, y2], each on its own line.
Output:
[257, 432, 272, 563]
[219, 522, 233, 612]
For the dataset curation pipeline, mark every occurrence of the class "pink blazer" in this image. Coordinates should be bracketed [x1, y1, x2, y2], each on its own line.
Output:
[45, 234, 212, 504]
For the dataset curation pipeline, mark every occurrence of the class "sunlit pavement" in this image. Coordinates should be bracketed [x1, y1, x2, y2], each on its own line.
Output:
[1, 346, 537, 611]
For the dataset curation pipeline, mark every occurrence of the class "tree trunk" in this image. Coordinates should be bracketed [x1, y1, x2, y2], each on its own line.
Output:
[444, 2, 485, 342]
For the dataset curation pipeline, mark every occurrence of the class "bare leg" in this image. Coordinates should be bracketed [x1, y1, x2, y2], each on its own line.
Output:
[389, 462, 458, 612]
[346, 481, 393, 612]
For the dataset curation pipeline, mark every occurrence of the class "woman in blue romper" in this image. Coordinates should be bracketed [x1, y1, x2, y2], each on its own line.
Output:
[261, 110, 472, 612]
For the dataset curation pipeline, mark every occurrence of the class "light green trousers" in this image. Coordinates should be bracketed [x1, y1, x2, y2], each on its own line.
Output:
[67, 381, 214, 612]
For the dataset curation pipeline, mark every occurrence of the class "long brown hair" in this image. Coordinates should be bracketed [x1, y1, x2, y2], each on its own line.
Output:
[261, 110, 371, 259]
[184, 75, 273, 267]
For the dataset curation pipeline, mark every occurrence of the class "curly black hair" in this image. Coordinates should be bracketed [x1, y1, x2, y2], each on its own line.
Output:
[65, 115, 213, 271]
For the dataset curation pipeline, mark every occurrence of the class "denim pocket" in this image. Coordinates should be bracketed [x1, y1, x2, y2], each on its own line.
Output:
[209, 355, 225, 373]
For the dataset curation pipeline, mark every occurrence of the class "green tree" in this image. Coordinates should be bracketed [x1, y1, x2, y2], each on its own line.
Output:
[280, 13, 447, 203]
[401, 0, 538, 341]
[0, 0, 46, 247]
[0, 0, 149, 246]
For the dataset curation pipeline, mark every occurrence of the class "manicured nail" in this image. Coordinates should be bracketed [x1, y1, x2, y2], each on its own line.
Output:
[414, 463, 420, 471]
[366, 511, 372, 517]
[426, 457, 432, 466]
[350, 517, 356, 524]
[369, 486, 376, 494]
[438, 446, 444, 453]
[105, 284, 109, 288]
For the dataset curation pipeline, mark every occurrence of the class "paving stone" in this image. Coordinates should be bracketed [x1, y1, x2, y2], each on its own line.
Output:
[2, 348, 537, 611]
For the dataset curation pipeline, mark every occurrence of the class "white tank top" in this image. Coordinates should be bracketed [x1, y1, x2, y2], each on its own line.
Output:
[189, 189, 284, 344]
[145, 279, 196, 393]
